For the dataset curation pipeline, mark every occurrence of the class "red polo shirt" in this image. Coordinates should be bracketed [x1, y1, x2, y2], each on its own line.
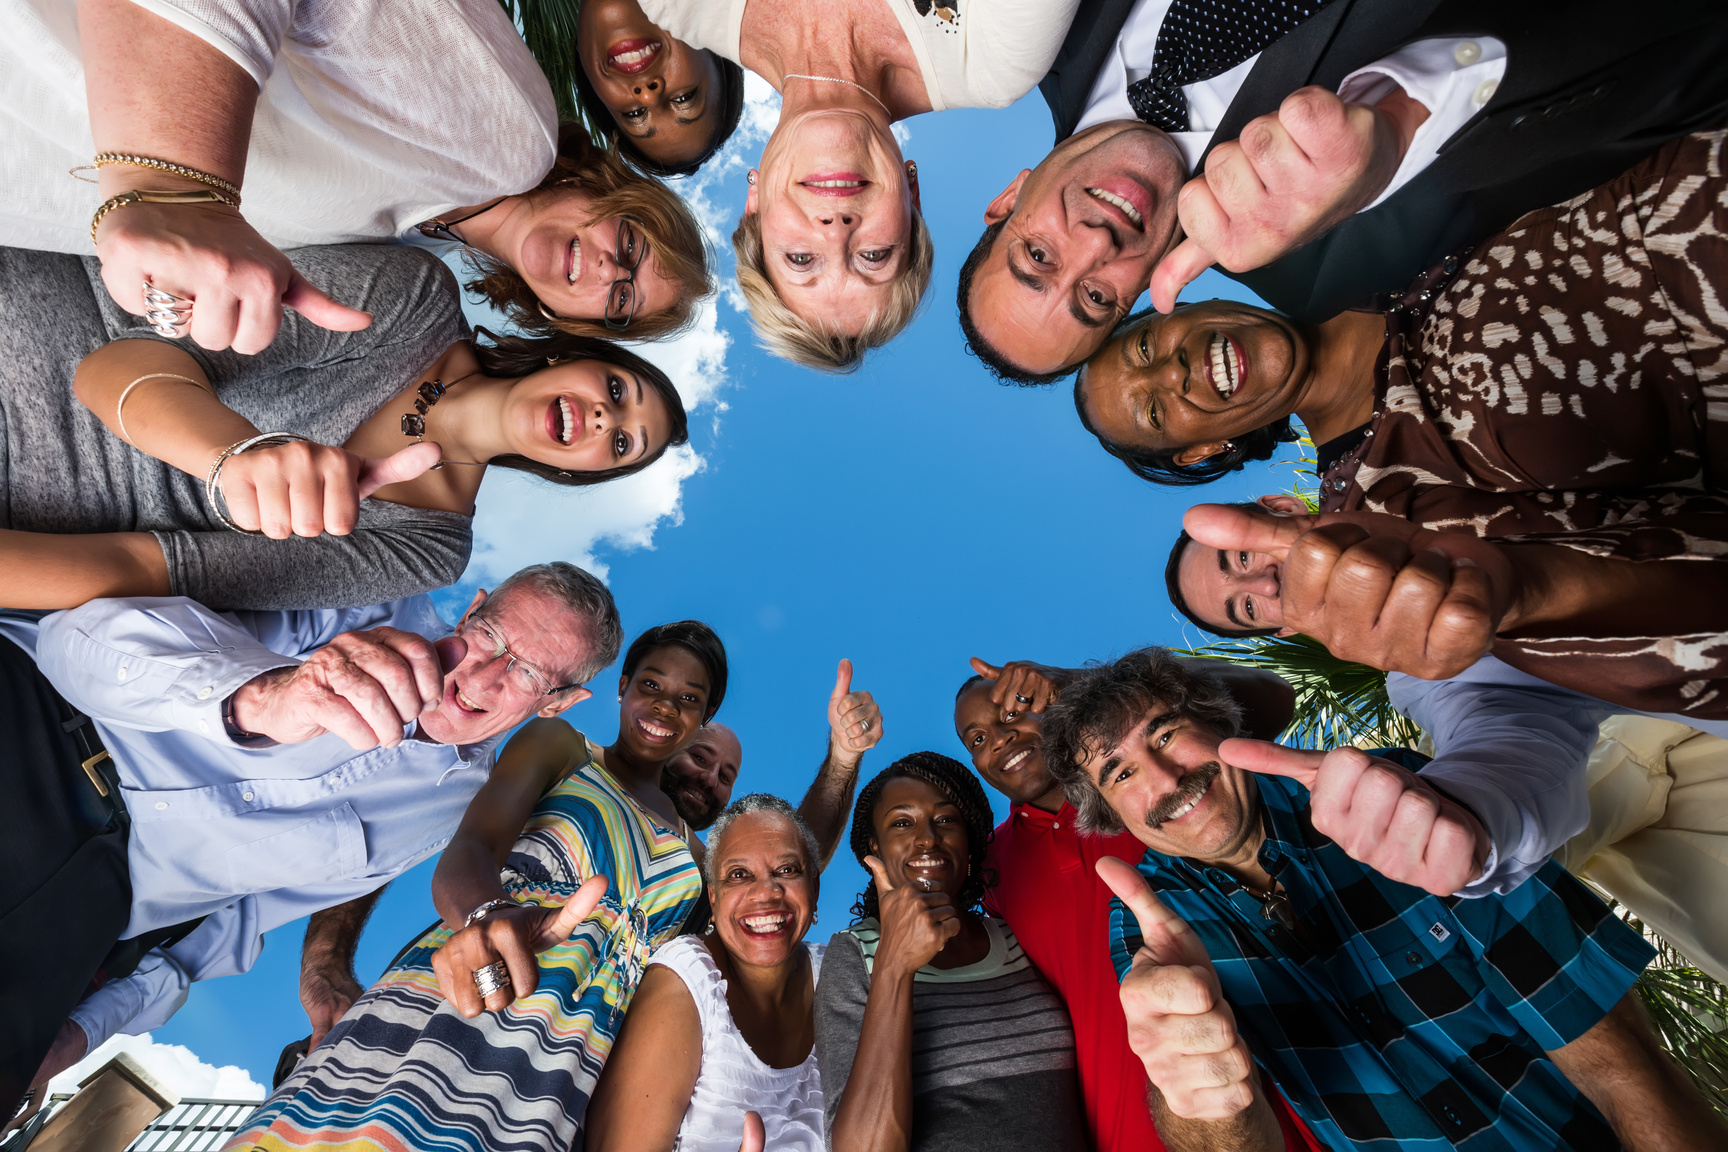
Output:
[984, 801, 1324, 1152]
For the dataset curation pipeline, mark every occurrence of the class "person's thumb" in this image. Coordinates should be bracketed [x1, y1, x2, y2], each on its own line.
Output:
[864, 855, 895, 894]
[1097, 856, 1213, 971]
[737, 1111, 765, 1152]
[1218, 738, 1323, 787]
[283, 271, 374, 332]
[1149, 237, 1217, 314]
[357, 442, 444, 499]
[532, 875, 609, 951]
[1184, 503, 1311, 558]
[831, 658, 854, 708]
[968, 657, 1003, 681]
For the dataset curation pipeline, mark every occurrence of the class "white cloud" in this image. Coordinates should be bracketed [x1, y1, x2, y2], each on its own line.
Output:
[891, 121, 913, 146]
[48, 1033, 265, 1102]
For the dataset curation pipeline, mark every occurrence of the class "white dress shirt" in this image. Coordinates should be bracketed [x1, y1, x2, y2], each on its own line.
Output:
[1391, 655, 1728, 898]
[1073, 0, 1508, 204]
[1, 595, 504, 1050]
[1, 0, 558, 254]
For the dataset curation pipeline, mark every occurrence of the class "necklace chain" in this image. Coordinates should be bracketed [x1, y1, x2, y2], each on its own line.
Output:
[401, 370, 485, 468]
[783, 73, 892, 119]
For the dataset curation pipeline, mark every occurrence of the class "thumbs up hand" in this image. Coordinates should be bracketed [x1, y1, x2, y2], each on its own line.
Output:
[828, 658, 883, 767]
[1097, 856, 1258, 1121]
[866, 855, 960, 979]
[216, 439, 443, 539]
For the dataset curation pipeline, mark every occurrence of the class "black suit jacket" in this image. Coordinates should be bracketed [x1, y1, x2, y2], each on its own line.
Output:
[1039, 0, 1728, 319]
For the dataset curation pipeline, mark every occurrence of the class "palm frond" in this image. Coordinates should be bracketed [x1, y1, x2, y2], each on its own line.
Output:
[499, 0, 600, 130]
[1174, 633, 1422, 750]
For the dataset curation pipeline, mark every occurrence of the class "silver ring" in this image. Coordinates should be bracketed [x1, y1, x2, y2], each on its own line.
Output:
[1015, 694, 1033, 705]
[142, 280, 191, 338]
[916, 877, 934, 892]
[860, 718, 871, 732]
[472, 960, 511, 998]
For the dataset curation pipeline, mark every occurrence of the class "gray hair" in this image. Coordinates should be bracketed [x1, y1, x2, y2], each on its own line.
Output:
[1038, 647, 1244, 835]
[486, 562, 623, 686]
[704, 792, 822, 893]
[730, 208, 934, 373]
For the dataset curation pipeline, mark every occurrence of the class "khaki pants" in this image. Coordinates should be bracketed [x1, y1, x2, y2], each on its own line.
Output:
[1555, 717, 1728, 985]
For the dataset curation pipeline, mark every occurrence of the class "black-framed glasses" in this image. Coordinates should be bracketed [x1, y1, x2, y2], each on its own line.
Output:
[463, 616, 582, 699]
[603, 216, 647, 331]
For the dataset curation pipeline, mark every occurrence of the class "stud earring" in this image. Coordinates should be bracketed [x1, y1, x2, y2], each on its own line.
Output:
[747, 170, 757, 186]
[907, 161, 917, 176]
[1222, 441, 1237, 453]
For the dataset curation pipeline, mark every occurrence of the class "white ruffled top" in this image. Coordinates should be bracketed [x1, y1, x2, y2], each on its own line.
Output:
[650, 934, 826, 1152]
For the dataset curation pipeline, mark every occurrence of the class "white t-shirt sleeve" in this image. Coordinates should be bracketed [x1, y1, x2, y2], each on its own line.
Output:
[125, 0, 298, 88]
[1337, 37, 1508, 209]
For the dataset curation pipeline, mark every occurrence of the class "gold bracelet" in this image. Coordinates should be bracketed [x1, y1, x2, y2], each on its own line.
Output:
[72, 153, 242, 202]
[90, 187, 239, 245]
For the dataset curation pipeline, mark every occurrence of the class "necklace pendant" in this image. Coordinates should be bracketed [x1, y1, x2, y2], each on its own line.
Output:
[418, 380, 446, 405]
[401, 413, 426, 437]
[1261, 892, 1296, 931]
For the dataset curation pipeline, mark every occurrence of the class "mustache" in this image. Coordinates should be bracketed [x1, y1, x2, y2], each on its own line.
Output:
[1145, 762, 1221, 828]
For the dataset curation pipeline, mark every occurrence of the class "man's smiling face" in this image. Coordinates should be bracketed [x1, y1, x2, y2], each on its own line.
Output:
[418, 587, 594, 747]
[1080, 704, 1261, 865]
[966, 121, 1188, 378]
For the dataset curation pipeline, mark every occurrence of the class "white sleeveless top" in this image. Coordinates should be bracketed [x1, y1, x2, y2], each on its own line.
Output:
[650, 934, 826, 1152]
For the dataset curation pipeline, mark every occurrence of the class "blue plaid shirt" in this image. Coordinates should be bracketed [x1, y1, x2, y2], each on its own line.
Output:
[1109, 775, 1654, 1151]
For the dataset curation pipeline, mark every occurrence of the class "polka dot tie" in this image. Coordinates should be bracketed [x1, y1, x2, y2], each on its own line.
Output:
[1127, 0, 1329, 132]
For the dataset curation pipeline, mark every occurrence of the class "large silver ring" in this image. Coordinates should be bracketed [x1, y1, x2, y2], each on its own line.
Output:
[915, 877, 933, 892]
[142, 280, 191, 338]
[472, 960, 511, 999]
[1015, 694, 1033, 705]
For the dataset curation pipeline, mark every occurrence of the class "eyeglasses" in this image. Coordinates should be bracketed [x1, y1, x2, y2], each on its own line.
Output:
[463, 616, 581, 699]
[603, 216, 646, 331]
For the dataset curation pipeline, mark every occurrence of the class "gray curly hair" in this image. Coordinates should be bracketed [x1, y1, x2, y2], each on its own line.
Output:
[704, 792, 823, 893]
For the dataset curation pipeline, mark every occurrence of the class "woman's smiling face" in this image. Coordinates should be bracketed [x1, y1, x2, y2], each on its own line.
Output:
[577, 0, 725, 170]
[616, 644, 710, 762]
[508, 189, 678, 328]
[711, 810, 816, 969]
[502, 358, 673, 474]
[1079, 301, 1311, 464]
[869, 776, 970, 896]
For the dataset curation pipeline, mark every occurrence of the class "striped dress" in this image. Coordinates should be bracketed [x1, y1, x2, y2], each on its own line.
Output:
[813, 916, 1086, 1151]
[226, 742, 702, 1152]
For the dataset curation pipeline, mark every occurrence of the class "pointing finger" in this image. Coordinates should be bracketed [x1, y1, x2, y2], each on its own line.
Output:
[282, 271, 374, 332]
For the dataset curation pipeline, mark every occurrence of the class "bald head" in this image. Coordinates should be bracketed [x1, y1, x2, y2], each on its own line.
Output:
[661, 722, 743, 830]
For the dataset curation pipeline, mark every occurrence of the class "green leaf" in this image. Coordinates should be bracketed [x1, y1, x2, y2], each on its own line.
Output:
[499, 0, 605, 133]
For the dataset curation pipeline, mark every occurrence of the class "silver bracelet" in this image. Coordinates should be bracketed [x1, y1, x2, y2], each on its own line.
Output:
[204, 432, 309, 535]
[462, 898, 524, 931]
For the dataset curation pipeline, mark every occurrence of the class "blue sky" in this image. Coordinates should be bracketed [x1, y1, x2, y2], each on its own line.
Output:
[141, 82, 1300, 1092]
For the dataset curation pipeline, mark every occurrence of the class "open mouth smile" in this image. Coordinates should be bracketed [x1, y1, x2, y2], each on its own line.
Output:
[635, 716, 677, 742]
[1086, 186, 1144, 229]
[1208, 332, 1245, 400]
[740, 911, 792, 936]
[800, 173, 869, 197]
[1000, 747, 1035, 774]
[453, 684, 488, 714]
[548, 397, 580, 447]
[566, 238, 582, 285]
[608, 39, 661, 73]
[1153, 776, 1213, 828]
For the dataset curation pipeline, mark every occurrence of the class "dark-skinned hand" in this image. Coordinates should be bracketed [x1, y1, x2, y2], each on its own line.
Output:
[431, 875, 609, 1018]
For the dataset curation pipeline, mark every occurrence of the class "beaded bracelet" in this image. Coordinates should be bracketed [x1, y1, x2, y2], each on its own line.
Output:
[73, 153, 242, 202]
[205, 432, 310, 536]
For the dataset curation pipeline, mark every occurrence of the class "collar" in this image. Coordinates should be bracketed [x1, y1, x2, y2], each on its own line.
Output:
[1009, 799, 1075, 830]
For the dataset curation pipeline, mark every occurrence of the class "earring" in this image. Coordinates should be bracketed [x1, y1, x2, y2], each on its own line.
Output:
[906, 161, 917, 177]
[811, 910, 819, 925]
[1222, 441, 1237, 453]
[747, 170, 757, 186]
[538, 301, 557, 322]
[546, 355, 560, 366]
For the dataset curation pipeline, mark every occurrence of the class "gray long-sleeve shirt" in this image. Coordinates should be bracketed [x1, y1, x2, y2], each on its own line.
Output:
[0, 242, 472, 609]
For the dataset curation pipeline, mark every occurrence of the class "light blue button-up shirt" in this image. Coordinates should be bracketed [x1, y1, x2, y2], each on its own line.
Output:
[1391, 655, 1728, 898]
[1, 595, 504, 1049]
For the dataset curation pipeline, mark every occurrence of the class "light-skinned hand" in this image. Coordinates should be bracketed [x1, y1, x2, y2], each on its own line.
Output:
[217, 441, 443, 538]
[229, 626, 448, 748]
[1224, 739, 1488, 895]
[1096, 856, 1257, 1120]
[829, 659, 884, 766]
[95, 199, 372, 354]
[864, 855, 959, 977]
[1184, 503, 1517, 680]
[1149, 85, 1428, 311]
[431, 875, 609, 1017]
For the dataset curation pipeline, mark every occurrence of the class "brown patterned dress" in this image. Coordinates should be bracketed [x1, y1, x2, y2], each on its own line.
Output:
[1316, 127, 1728, 720]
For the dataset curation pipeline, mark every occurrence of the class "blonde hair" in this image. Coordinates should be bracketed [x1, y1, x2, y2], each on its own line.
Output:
[465, 125, 714, 343]
[730, 208, 933, 373]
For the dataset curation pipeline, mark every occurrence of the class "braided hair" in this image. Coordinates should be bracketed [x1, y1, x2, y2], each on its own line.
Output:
[848, 751, 996, 922]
